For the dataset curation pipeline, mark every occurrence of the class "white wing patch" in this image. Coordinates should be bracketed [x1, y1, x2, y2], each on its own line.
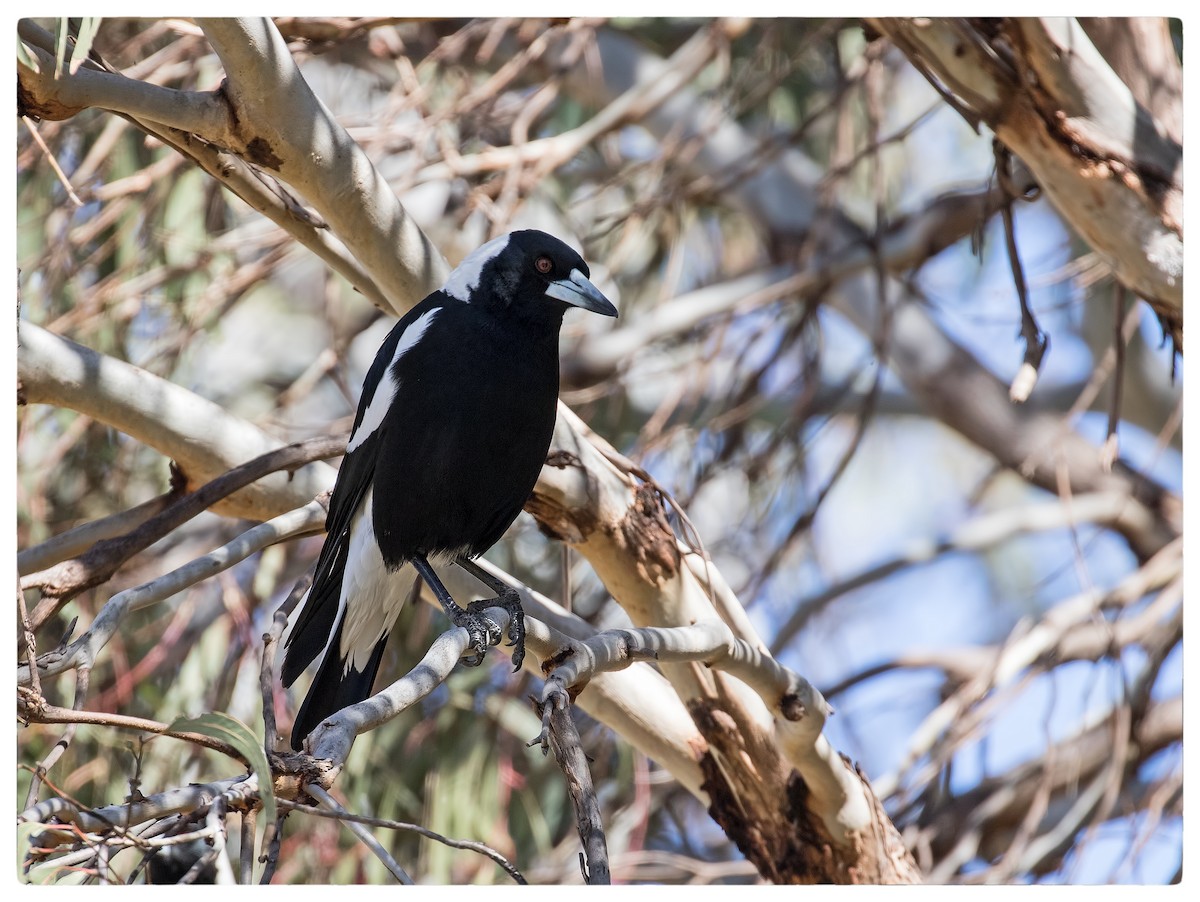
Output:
[336, 489, 418, 673]
[442, 234, 511, 302]
[347, 307, 441, 453]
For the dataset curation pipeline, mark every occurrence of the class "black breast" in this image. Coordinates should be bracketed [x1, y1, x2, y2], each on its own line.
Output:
[369, 302, 562, 566]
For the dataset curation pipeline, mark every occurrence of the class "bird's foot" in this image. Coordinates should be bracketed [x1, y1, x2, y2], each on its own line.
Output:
[466, 589, 526, 672]
[449, 604, 503, 667]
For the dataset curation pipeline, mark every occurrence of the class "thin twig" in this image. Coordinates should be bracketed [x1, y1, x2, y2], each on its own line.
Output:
[17, 585, 42, 701]
[257, 812, 285, 885]
[239, 809, 256, 884]
[21, 115, 84, 206]
[262, 575, 312, 756]
[24, 668, 91, 810]
[304, 785, 414, 885]
[18, 701, 246, 763]
[1101, 284, 1127, 471]
[995, 141, 1049, 403]
[22, 435, 344, 624]
[277, 799, 527, 884]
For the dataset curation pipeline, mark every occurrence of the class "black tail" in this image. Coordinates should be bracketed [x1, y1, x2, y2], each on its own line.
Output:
[281, 536, 347, 689]
[289, 619, 387, 751]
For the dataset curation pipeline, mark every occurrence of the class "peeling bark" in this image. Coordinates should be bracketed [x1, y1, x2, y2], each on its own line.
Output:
[870, 17, 1183, 343]
[613, 483, 681, 585]
[691, 698, 921, 884]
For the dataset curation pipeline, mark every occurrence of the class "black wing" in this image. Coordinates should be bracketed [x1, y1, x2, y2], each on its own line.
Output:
[281, 302, 433, 685]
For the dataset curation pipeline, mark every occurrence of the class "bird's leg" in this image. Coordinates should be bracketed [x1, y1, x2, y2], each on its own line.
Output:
[454, 557, 526, 672]
[410, 555, 500, 667]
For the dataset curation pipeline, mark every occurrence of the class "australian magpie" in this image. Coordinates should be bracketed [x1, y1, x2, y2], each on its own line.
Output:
[282, 230, 617, 750]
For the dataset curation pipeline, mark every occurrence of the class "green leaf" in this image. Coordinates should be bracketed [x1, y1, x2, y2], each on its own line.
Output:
[167, 712, 277, 836]
[54, 18, 69, 79]
[19, 823, 91, 886]
[16, 822, 41, 883]
[69, 17, 102, 75]
[17, 37, 40, 75]
[26, 863, 89, 886]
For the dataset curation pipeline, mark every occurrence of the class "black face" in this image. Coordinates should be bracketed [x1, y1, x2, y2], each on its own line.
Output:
[504, 230, 618, 319]
[506, 229, 590, 284]
[441, 229, 618, 320]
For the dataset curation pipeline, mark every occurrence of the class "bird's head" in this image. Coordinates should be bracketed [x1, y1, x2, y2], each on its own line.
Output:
[442, 230, 618, 322]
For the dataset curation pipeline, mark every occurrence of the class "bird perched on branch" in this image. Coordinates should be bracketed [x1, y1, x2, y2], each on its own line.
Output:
[282, 230, 617, 750]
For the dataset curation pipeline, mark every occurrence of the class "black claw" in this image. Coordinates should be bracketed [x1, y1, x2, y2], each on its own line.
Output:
[449, 607, 500, 667]
[462, 589, 526, 672]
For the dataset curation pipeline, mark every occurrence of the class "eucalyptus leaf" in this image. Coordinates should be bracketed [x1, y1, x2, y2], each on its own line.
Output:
[167, 712, 277, 831]
[54, 17, 68, 79]
[69, 17, 103, 75]
[21, 820, 92, 890]
[17, 37, 40, 74]
[16, 821, 43, 883]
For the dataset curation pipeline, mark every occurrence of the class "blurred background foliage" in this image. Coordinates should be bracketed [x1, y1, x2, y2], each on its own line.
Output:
[17, 17, 1182, 884]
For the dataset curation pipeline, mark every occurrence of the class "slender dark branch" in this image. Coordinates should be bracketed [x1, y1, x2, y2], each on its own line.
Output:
[23, 435, 345, 626]
[261, 575, 313, 756]
[531, 685, 610, 884]
[18, 699, 247, 764]
[995, 141, 1048, 403]
[1102, 285, 1128, 470]
[304, 785, 414, 885]
[239, 809, 256, 884]
[258, 812, 285, 885]
[24, 667, 91, 810]
[277, 798, 528, 885]
[19, 490, 178, 577]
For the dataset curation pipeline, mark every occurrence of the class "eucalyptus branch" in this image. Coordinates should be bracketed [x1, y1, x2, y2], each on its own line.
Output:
[545, 24, 1179, 562]
[773, 490, 1161, 652]
[877, 538, 1183, 801]
[531, 686, 610, 885]
[870, 17, 1182, 334]
[18, 492, 176, 577]
[21, 437, 343, 621]
[21, 500, 327, 684]
[21, 774, 262, 839]
[17, 699, 246, 764]
[18, 321, 337, 521]
[564, 174, 1028, 385]
[17, 18, 396, 311]
[195, 17, 449, 313]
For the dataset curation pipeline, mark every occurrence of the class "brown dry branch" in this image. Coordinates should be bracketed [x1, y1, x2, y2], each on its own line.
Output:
[21, 499, 328, 684]
[532, 686, 611, 885]
[18, 700, 246, 765]
[21, 436, 343, 622]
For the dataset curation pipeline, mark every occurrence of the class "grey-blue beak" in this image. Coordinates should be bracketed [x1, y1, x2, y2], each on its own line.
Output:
[545, 269, 618, 317]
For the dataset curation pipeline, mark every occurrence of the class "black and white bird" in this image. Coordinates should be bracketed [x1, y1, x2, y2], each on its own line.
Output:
[282, 230, 617, 750]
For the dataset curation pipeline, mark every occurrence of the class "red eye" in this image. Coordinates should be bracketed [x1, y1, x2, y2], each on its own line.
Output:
[535, 255, 553, 275]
